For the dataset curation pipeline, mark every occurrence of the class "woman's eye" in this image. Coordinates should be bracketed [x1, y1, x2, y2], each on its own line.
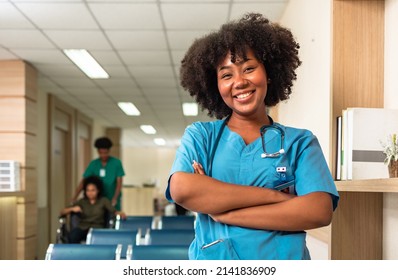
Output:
[245, 67, 255, 73]
[220, 73, 231, 79]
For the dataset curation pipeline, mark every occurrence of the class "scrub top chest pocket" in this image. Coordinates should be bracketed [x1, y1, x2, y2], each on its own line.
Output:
[252, 146, 296, 195]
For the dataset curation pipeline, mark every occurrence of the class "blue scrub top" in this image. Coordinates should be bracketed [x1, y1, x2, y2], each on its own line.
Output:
[166, 119, 339, 260]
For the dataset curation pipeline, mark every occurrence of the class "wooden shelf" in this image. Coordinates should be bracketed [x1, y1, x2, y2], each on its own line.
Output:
[336, 178, 398, 193]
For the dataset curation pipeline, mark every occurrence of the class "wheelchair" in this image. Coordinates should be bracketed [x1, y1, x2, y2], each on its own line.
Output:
[55, 210, 115, 244]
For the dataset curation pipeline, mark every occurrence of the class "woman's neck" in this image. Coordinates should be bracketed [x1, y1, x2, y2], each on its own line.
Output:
[227, 113, 270, 132]
[89, 198, 97, 204]
[227, 114, 271, 145]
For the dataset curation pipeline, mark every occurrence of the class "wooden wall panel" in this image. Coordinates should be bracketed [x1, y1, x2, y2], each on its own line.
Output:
[25, 133, 37, 168]
[26, 98, 37, 134]
[0, 98, 26, 131]
[0, 98, 36, 133]
[37, 207, 49, 260]
[0, 133, 37, 167]
[24, 62, 37, 102]
[0, 61, 26, 97]
[0, 133, 27, 164]
[19, 168, 37, 202]
[0, 197, 18, 260]
[331, 192, 383, 259]
[17, 236, 37, 260]
[16, 200, 37, 238]
[0, 60, 38, 259]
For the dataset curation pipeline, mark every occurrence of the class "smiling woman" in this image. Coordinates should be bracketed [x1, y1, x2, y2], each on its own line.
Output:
[165, 12, 340, 260]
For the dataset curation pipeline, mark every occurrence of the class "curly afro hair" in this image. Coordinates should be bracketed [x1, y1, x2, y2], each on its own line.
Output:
[82, 175, 104, 199]
[180, 12, 301, 119]
[94, 137, 113, 149]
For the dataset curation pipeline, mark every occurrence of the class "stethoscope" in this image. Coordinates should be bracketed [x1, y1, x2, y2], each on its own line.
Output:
[208, 115, 285, 176]
[260, 121, 285, 158]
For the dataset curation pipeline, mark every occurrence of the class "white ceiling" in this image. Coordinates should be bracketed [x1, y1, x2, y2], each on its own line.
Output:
[0, 0, 288, 147]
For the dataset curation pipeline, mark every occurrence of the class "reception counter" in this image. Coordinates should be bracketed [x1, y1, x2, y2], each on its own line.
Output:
[121, 186, 155, 216]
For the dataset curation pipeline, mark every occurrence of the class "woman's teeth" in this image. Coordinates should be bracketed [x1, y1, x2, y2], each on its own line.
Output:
[236, 92, 252, 99]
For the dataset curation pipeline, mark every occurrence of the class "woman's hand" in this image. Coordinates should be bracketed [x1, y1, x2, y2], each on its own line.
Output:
[192, 160, 205, 175]
[71, 205, 82, 213]
[116, 211, 127, 219]
[209, 212, 227, 223]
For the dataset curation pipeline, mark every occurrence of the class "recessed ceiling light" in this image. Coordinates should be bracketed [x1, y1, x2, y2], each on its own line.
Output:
[154, 138, 166, 146]
[117, 102, 141, 116]
[140, 125, 157, 134]
[182, 102, 198, 116]
[63, 49, 109, 79]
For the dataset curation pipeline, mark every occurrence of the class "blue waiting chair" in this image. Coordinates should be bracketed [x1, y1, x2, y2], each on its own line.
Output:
[127, 244, 189, 260]
[115, 215, 158, 231]
[45, 243, 122, 260]
[144, 229, 195, 246]
[86, 228, 139, 259]
[158, 216, 196, 230]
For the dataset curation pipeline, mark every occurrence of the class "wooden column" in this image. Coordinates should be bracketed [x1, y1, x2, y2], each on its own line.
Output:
[106, 127, 122, 160]
[331, 0, 385, 259]
[0, 60, 38, 259]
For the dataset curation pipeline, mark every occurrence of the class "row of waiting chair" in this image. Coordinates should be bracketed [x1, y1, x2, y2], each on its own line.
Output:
[84, 228, 194, 259]
[48, 215, 196, 260]
[45, 243, 190, 260]
[115, 215, 196, 231]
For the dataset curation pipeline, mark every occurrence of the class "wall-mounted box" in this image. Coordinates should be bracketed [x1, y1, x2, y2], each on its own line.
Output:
[0, 160, 20, 192]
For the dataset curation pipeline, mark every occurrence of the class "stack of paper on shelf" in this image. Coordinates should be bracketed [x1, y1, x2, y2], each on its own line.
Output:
[336, 107, 398, 180]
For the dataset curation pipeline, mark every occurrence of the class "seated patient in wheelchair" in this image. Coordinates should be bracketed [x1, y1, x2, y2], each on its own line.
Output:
[59, 175, 126, 243]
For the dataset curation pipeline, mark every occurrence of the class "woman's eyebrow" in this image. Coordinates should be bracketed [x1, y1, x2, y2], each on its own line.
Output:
[218, 65, 231, 72]
[218, 58, 254, 72]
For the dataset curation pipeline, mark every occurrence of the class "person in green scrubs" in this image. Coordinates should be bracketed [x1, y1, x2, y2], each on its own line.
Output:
[72, 137, 125, 211]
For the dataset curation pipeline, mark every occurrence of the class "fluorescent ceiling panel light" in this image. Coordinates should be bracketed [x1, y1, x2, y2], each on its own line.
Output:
[63, 49, 109, 79]
[154, 138, 166, 146]
[140, 125, 157, 134]
[182, 102, 198, 116]
[118, 102, 141, 116]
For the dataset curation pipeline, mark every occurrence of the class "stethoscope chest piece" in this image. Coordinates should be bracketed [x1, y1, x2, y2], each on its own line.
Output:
[261, 148, 285, 158]
[260, 124, 285, 158]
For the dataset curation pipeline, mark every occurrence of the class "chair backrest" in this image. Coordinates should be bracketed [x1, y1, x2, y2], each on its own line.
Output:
[86, 228, 139, 259]
[45, 243, 121, 260]
[144, 229, 195, 246]
[128, 244, 189, 260]
[158, 216, 196, 230]
[115, 215, 157, 231]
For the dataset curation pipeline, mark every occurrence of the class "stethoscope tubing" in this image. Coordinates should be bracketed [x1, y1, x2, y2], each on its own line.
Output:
[208, 115, 285, 176]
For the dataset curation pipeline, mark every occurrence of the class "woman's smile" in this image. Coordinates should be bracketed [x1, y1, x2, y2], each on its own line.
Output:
[234, 90, 255, 101]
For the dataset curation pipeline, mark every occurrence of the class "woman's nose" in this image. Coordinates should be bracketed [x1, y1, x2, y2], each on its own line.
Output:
[233, 73, 248, 89]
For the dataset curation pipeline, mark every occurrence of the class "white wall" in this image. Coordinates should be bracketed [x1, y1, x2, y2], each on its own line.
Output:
[383, 0, 398, 260]
[121, 146, 177, 198]
[278, 0, 332, 164]
[384, 0, 398, 109]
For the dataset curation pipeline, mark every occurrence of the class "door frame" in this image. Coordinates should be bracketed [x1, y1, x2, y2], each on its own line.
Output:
[47, 95, 76, 243]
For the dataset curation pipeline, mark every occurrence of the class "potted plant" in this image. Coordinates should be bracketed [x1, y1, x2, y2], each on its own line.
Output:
[381, 133, 398, 178]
